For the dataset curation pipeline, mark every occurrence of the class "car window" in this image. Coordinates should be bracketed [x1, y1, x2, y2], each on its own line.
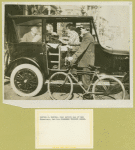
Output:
[14, 19, 42, 43]
[57, 22, 72, 37]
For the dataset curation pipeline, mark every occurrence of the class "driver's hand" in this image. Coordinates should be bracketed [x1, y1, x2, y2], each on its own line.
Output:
[66, 57, 73, 62]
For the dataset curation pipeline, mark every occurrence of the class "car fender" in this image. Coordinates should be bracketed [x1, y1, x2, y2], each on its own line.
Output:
[5, 57, 42, 77]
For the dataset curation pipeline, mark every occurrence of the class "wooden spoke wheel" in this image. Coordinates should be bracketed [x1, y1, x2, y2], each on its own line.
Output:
[10, 64, 43, 97]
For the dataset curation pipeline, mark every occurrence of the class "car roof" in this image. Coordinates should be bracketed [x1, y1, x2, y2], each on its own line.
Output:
[8, 14, 94, 25]
[8, 14, 94, 19]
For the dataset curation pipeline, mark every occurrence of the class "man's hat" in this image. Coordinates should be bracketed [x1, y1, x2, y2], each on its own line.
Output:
[77, 24, 89, 29]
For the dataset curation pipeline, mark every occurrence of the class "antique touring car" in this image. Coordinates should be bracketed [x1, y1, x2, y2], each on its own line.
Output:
[4, 14, 129, 97]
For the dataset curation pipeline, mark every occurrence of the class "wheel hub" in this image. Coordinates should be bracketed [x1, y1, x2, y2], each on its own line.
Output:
[14, 68, 38, 93]
[24, 79, 28, 83]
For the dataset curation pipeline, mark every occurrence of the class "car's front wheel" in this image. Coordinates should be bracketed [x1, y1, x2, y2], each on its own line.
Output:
[10, 64, 43, 97]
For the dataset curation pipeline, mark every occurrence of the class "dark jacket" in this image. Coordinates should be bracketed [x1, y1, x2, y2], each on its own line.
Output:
[71, 32, 95, 67]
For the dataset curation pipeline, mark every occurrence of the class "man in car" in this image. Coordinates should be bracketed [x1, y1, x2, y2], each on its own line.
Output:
[67, 25, 95, 93]
[21, 26, 39, 42]
[32, 26, 42, 42]
[59, 23, 80, 45]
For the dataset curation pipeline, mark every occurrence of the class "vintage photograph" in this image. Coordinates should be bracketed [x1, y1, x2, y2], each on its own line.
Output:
[3, 2, 133, 107]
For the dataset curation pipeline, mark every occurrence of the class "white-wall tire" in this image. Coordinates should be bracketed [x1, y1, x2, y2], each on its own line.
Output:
[10, 64, 43, 97]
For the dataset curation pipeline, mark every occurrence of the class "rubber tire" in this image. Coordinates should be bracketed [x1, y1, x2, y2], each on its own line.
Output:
[48, 72, 73, 100]
[4, 50, 10, 69]
[92, 76, 125, 100]
[10, 64, 43, 97]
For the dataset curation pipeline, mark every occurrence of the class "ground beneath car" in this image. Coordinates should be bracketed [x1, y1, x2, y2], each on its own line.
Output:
[4, 78, 130, 100]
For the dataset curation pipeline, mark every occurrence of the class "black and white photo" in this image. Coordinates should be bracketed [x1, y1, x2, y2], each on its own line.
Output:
[3, 2, 133, 108]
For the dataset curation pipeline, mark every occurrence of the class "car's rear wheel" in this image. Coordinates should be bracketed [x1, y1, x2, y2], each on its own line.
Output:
[10, 64, 43, 97]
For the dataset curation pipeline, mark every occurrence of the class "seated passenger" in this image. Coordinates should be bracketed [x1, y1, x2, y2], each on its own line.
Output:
[32, 27, 42, 42]
[59, 24, 80, 45]
[48, 32, 60, 43]
[21, 26, 38, 42]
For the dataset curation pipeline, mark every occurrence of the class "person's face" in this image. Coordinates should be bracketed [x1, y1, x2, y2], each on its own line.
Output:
[46, 24, 53, 33]
[80, 27, 86, 35]
[31, 27, 38, 34]
[66, 27, 70, 34]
